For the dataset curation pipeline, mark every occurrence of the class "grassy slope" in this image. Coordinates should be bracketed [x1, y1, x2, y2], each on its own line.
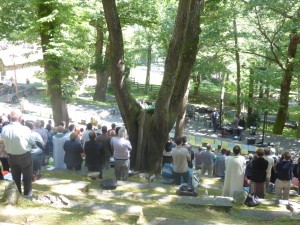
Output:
[1, 169, 300, 225]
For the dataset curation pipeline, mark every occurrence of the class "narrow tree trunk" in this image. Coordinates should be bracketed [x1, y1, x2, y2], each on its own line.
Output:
[233, 13, 241, 115]
[247, 68, 254, 127]
[93, 26, 104, 101]
[219, 73, 227, 126]
[259, 81, 264, 98]
[94, 44, 110, 102]
[193, 71, 201, 96]
[273, 33, 300, 134]
[145, 44, 152, 93]
[93, 27, 110, 102]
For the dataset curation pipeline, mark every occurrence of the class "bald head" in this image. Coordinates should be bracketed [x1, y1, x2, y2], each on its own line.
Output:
[10, 109, 22, 122]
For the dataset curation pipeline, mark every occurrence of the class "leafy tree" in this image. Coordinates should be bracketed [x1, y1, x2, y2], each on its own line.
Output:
[243, 0, 300, 135]
[102, 0, 204, 172]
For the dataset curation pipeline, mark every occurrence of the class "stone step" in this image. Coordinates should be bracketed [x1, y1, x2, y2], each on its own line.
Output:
[176, 195, 233, 207]
[34, 178, 90, 196]
[89, 188, 175, 204]
[146, 217, 235, 225]
[71, 201, 143, 219]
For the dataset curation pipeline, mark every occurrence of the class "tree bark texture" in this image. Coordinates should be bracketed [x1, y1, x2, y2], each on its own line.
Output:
[145, 43, 152, 93]
[102, 0, 204, 173]
[37, 1, 69, 127]
[93, 27, 110, 102]
[193, 72, 201, 96]
[273, 33, 300, 135]
[175, 87, 190, 137]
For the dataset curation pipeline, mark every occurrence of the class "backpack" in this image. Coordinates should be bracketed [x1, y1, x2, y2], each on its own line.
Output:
[100, 179, 117, 190]
[177, 183, 198, 197]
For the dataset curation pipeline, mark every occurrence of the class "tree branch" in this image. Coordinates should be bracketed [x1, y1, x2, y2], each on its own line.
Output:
[253, 6, 285, 70]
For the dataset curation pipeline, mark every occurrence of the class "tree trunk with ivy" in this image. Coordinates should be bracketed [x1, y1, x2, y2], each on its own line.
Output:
[102, 0, 204, 172]
[273, 33, 300, 135]
[37, 1, 69, 127]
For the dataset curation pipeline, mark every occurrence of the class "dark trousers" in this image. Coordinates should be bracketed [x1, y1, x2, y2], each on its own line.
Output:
[88, 165, 103, 179]
[67, 165, 82, 171]
[0, 157, 10, 171]
[173, 171, 189, 185]
[8, 152, 33, 197]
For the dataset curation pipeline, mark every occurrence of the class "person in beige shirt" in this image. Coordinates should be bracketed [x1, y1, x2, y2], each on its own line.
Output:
[171, 136, 191, 185]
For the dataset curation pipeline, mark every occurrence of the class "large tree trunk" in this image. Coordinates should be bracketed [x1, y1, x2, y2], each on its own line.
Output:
[233, 14, 241, 115]
[37, 1, 69, 127]
[273, 33, 300, 134]
[102, 0, 204, 173]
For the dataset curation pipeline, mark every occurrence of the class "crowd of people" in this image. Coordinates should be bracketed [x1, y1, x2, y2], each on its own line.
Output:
[1, 108, 299, 203]
[161, 137, 300, 202]
[0, 109, 131, 199]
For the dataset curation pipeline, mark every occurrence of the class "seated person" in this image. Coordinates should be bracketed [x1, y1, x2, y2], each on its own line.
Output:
[161, 163, 173, 184]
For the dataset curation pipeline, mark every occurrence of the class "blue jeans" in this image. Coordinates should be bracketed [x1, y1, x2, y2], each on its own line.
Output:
[31, 148, 43, 172]
[173, 171, 189, 185]
[114, 159, 130, 181]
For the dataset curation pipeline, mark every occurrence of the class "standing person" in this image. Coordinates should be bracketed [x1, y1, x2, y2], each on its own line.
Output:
[275, 151, 294, 202]
[194, 147, 203, 170]
[85, 131, 105, 178]
[211, 108, 219, 133]
[34, 120, 48, 148]
[108, 123, 116, 136]
[95, 124, 102, 136]
[81, 123, 93, 147]
[222, 145, 246, 197]
[162, 136, 175, 166]
[182, 136, 194, 169]
[25, 121, 44, 180]
[63, 132, 84, 171]
[250, 149, 269, 198]
[0, 121, 9, 171]
[199, 144, 215, 176]
[214, 148, 227, 179]
[171, 136, 191, 185]
[52, 126, 68, 169]
[96, 126, 112, 170]
[1, 110, 35, 198]
[264, 148, 275, 192]
[111, 127, 132, 181]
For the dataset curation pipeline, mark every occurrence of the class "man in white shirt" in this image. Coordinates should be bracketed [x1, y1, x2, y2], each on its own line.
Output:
[1, 110, 35, 198]
[264, 147, 275, 192]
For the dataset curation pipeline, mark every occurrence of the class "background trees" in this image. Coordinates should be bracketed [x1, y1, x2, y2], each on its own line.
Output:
[1, 0, 300, 171]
